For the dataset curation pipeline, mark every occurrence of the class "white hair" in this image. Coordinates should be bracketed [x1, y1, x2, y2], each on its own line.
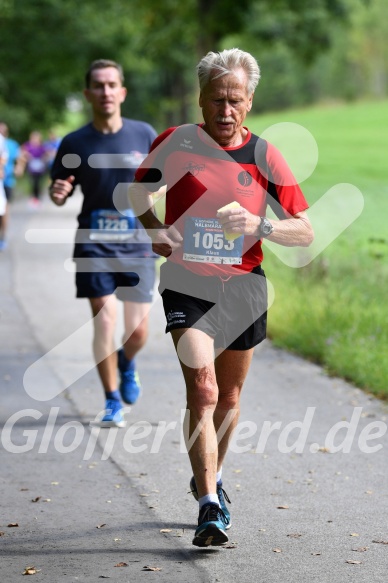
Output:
[197, 48, 261, 95]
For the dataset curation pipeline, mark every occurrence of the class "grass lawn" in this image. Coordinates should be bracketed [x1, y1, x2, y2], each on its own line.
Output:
[249, 99, 388, 398]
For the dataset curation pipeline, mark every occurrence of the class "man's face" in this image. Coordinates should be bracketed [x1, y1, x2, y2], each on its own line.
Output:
[199, 68, 253, 147]
[84, 67, 127, 118]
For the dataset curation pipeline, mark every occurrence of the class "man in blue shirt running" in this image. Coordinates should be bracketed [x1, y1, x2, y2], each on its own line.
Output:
[50, 59, 158, 427]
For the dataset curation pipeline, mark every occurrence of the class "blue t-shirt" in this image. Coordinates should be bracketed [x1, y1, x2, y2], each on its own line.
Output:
[4, 138, 20, 188]
[51, 118, 157, 259]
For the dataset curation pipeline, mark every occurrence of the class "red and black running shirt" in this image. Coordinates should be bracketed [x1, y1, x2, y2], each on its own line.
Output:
[135, 124, 309, 277]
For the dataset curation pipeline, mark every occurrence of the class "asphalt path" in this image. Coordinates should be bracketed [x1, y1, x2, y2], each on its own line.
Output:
[1, 192, 387, 582]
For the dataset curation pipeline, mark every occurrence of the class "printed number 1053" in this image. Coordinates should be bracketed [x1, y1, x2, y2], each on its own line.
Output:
[192, 231, 235, 251]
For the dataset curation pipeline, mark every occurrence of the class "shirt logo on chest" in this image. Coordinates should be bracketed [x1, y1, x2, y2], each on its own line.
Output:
[183, 161, 205, 176]
[180, 139, 193, 150]
[237, 170, 253, 187]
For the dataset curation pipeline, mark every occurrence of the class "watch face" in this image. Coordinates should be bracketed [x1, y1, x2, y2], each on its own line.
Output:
[260, 217, 273, 236]
[263, 224, 271, 234]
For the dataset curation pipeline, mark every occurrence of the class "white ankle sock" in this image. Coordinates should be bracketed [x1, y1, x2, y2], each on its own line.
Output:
[216, 468, 223, 484]
[198, 494, 219, 509]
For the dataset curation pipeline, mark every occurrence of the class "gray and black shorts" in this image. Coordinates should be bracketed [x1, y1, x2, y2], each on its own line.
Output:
[159, 261, 267, 351]
[75, 256, 156, 303]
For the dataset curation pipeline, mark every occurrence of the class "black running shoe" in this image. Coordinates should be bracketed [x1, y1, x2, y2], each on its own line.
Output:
[192, 503, 229, 547]
[189, 476, 232, 529]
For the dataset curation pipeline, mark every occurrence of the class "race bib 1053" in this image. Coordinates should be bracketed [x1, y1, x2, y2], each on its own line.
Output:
[183, 216, 243, 264]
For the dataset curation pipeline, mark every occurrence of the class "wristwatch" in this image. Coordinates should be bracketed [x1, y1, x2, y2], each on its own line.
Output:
[258, 216, 274, 238]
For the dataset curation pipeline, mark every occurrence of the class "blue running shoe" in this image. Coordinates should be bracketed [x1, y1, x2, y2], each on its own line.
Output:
[118, 348, 141, 405]
[192, 503, 228, 547]
[99, 398, 126, 428]
[189, 476, 232, 529]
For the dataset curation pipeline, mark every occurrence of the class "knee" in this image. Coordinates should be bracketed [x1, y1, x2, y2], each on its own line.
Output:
[124, 317, 148, 345]
[94, 310, 115, 338]
[130, 323, 148, 344]
[217, 387, 241, 411]
[186, 372, 218, 415]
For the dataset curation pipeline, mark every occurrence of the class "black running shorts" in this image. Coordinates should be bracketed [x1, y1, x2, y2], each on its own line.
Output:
[159, 261, 267, 350]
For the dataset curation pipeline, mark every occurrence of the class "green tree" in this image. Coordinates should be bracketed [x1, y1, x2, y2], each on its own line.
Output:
[348, 0, 388, 97]
[292, 0, 388, 105]
[0, 0, 353, 137]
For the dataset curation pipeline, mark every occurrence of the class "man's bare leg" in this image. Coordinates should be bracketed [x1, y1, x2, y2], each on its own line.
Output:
[89, 295, 118, 393]
[122, 300, 151, 360]
[214, 348, 254, 471]
[171, 328, 218, 499]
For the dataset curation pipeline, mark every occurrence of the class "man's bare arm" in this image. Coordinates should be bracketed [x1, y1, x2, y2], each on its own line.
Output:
[217, 207, 314, 247]
[129, 181, 182, 257]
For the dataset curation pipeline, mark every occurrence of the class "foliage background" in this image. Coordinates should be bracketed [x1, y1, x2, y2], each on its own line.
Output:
[1, 0, 386, 138]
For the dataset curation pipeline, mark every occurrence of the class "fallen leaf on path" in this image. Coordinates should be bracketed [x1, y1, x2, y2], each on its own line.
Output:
[277, 505, 289, 510]
[0, 532, 5, 536]
[31, 497, 41, 503]
[352, 547, 368, 552]
[372, 539, 388, 545]
[51, 482, 59, 485]
[8, 523, 18, 527]
[96, 524, 106, 529]
[22, 566, 41, 575]
[143, 566, 162, 571]
[114, 562, 128, 567]
[224, 544, 237, 549]
[160, 529, 172, 533]
[272, 548, 282, 553]
[350, 533, 360, 537]
[287, 533, 302, 538]
[311, 552, 321, 556]
[345, 560, 362, 565]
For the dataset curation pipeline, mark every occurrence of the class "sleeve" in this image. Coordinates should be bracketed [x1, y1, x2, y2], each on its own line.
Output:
[50, 135, 77, 195]
[146, 123, 158, 145]
[134, 127, 176, 190]
[265, 141, 309, 218]
[50, 135, 78, 176]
